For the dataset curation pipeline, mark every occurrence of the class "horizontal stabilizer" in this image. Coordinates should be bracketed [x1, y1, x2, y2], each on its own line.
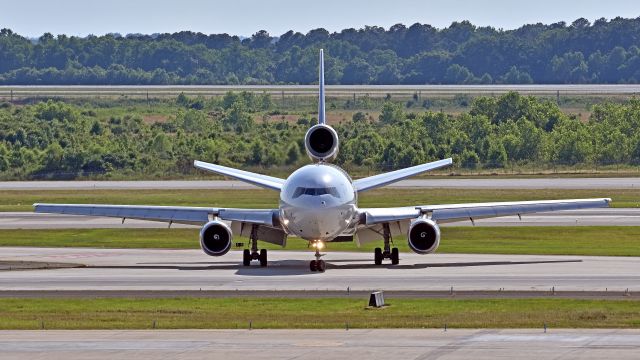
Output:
[194, 160, 285, 191]
[353, 158, 452, 192]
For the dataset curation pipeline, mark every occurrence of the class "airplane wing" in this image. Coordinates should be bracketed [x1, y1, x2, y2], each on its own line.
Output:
[194, 160, 285, 191]
[353, 158, 452, 192]
[360, 198, 612, 226]
[34, 203, 278, 227]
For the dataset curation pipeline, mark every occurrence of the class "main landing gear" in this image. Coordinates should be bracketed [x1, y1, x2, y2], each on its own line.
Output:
[374, 223, 399, 265]
[243, 225, 267, 267]
[309, 240, 326, 272]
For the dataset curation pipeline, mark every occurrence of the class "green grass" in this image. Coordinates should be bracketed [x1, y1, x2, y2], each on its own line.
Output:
[0, 298, 637, 329]
[2, 226, 640, 256]
[0, 187, 635, 212]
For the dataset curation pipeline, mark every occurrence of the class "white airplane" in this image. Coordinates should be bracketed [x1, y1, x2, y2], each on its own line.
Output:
[35, 50, 611, 272]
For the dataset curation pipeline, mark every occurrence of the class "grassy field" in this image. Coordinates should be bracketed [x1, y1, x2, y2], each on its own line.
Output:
[0, 187, 634, 212]
[0, 298, 637, 329]
[2, 226, 639, 256]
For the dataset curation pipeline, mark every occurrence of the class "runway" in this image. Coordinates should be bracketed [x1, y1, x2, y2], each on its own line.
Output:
[0, 248, 638, 292]
[1, 208, 638, 229]
[1, 177, 640, 190]
[1, 329, 639, 360]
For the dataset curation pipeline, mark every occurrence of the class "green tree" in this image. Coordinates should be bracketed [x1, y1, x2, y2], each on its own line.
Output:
[379, 102, 403, 124]
[286, 143, 300, 165]
[223, 101, 254, 133]
[486, 140, 508, 168]
[460, 149, 480, 169]
[151, 133, 172, 159]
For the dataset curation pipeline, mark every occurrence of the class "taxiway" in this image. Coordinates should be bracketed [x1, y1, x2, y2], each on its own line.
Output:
[0, 248, 637, 292]
[1, 329, 639, 360]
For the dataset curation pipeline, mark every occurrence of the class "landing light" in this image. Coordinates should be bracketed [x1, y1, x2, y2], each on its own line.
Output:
[312, 241, 325, 249]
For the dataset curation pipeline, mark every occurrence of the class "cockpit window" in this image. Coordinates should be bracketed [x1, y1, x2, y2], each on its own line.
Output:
[293, 187, 340, 198]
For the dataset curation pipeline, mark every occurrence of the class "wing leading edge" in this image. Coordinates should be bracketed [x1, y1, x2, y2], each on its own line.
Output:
[360, 198, 612, 225]
[34, 203, 278, 227]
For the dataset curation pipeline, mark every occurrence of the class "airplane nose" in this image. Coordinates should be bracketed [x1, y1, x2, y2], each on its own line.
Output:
[286, 205, 348, 240]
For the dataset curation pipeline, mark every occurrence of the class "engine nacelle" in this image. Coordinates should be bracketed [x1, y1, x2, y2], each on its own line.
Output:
[407, 218, 441, 254]
[199, 221, 232, 257]
[304, 124, 339, 162]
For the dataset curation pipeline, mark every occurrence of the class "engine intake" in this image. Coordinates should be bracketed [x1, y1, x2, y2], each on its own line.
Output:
[305, 124, 339, 162]
[407, 218, 441, 254]
[199, 221, 232, 256]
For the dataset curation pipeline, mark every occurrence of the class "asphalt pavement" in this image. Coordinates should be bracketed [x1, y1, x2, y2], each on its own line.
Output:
[0, 248, 637, 292]
[1, 329, 639, 360]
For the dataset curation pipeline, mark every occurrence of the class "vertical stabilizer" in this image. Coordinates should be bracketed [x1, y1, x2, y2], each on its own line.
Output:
[305, 49, 339, 162]
[318, 49, 326, 124]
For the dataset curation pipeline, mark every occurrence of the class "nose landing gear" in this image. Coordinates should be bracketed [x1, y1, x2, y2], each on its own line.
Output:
[309, 240, 326, 272]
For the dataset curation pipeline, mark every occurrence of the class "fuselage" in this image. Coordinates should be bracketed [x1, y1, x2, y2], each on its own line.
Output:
[279, 163, 358, 241]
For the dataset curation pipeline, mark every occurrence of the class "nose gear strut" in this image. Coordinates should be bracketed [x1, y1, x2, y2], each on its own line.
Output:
[309, 240, 326, 272]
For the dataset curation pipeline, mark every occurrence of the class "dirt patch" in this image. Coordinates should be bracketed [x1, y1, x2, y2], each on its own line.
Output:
[0, 261, 85, 271]
[142, 114, 170, 124]
[255, 114, 301, 123]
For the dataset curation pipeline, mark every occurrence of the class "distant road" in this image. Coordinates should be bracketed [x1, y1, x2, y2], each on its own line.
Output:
[1, 177, 639, 190]
[2, 84, 640, 98]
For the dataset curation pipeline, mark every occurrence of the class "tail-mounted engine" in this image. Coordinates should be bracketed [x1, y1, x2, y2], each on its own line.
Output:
[407, 218, 441, 254]
[199, 220, 232, 256]
[304, 124, 339, 162]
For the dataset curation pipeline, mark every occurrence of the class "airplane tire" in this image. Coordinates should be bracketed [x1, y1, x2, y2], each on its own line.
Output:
[391, 248, 400, 265]
[374, 248, 383, 265]
[243, 249, 251, 266]
[259, 249, 268, 267]
[309, 260, 317, 272]
[316, 260, 326, 272]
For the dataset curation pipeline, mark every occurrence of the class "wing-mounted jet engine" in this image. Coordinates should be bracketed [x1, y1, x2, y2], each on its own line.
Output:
[407, 218, 441, 254]
[199, 220, 233, 256]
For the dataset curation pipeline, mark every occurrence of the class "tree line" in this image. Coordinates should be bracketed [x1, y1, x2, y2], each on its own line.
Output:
[1, 16, 640, 85]
[0, 92, 639, 180]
